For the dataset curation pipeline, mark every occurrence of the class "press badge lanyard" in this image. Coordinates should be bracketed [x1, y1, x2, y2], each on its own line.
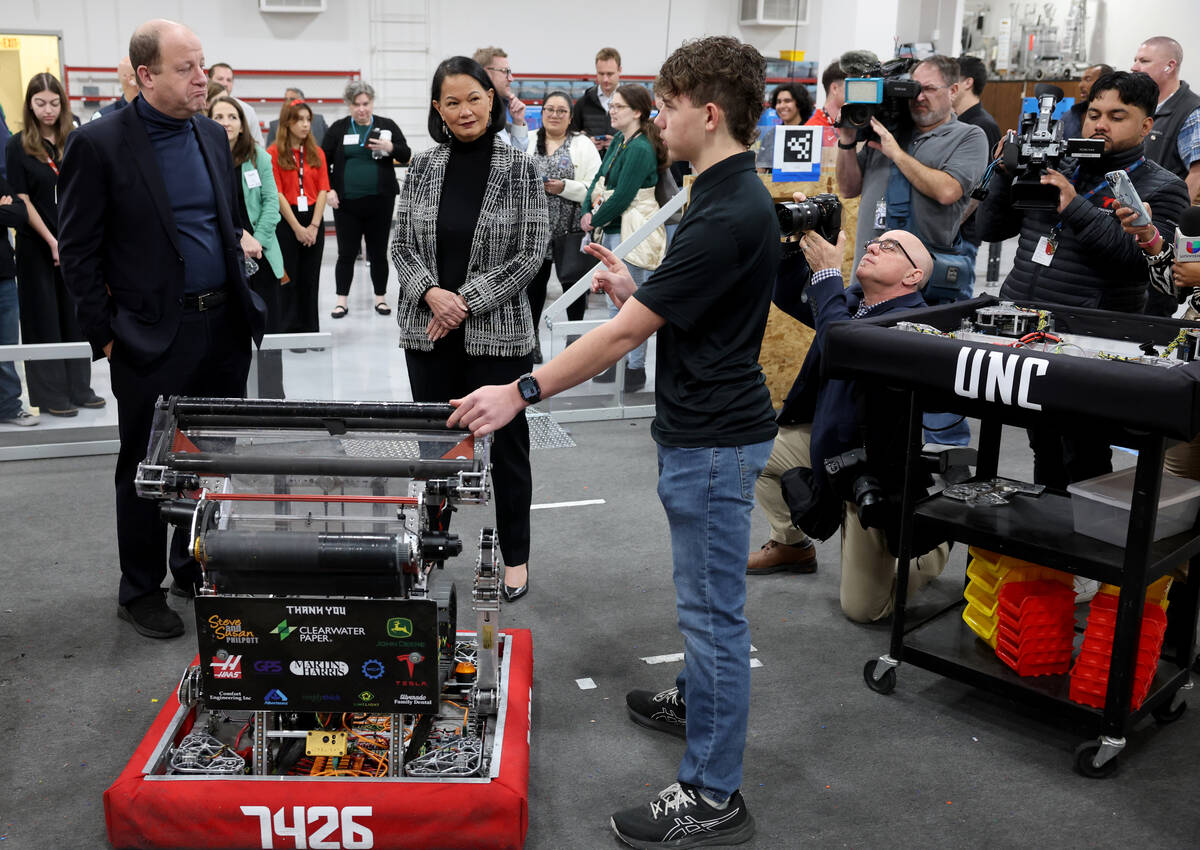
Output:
[295, 149, 308, 213]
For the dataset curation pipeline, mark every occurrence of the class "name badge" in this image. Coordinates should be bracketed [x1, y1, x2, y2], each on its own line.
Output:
[343, 133, 359, 145]
[1033, 236, 1056, 267]
[243, 169, 262, 189]
[297, 196, 309, 213]
[874, 199, 887, 231]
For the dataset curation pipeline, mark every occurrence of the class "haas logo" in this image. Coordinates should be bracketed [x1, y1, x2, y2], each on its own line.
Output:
[953, 346, 1048, 410]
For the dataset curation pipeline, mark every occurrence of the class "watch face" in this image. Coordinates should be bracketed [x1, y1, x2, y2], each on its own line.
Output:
[518, 374, 540, 403]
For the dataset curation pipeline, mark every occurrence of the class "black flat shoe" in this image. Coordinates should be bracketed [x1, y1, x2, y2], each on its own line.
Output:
[374, 302, 392, 315]
[331, 304, 349, 319]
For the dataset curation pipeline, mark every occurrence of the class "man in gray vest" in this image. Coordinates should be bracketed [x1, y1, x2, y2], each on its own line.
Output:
[1132, 36, 1200, 203]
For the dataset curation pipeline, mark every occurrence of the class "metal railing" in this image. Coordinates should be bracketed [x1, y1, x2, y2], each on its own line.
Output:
[539, 187, 688, 422]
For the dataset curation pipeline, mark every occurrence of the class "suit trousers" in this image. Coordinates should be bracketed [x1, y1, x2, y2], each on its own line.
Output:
[277, 207, 324, 333]
[333, 193, 394, 297]
[108, 300, 251, 604]
[14, 236, 92, 410]
[761, 424, 949, 622]
[404, 334, 533, 566]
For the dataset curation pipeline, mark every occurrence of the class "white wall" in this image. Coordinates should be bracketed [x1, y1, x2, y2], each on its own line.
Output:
[9, 0, 1198, 150]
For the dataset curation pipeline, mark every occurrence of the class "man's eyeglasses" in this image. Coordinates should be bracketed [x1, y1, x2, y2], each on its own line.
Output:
[918, 84, 947, 96]
[543, 107, 570, 116]
[486, 67, 513, 78]
[864, 238, 917, 269]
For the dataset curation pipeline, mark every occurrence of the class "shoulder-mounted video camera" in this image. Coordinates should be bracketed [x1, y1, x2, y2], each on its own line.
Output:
[1000, 84, 1105, 210]
[841, 57, 921, 141]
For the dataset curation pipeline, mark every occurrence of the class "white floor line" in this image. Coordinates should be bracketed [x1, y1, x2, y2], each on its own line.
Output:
[576, 677, 597, 690]
[531, 499, 607, 510]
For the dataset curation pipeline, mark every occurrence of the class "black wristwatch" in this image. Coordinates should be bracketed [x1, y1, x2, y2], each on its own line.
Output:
[517, 372, 541, 404]
[837, 139, 857, 150]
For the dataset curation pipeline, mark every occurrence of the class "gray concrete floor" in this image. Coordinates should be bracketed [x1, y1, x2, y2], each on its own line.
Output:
[1, 419, 1198, 849]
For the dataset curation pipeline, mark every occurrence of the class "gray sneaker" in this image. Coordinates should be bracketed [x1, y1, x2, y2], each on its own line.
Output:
[2, 409, 40, 427]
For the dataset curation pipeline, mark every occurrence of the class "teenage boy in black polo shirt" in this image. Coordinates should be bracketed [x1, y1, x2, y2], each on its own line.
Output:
[449, 35, 778, 849]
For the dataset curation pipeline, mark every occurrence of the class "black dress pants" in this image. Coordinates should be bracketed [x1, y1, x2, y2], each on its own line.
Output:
[333, 193, 393, 297]
[404, 332, 533, 566]
[277, 207, 324, 333]
[247, 262, 284, 398]
[527, 257, 587, 331]
[109, 301, 251, 604]
[15, 236, 92, 409]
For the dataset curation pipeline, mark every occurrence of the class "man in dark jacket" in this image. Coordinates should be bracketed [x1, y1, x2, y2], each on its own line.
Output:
[977, 70, 1190, 488]
[58, 19, 266, 639]
[747, 217, 949, 623]
[570, 46, 621, 152]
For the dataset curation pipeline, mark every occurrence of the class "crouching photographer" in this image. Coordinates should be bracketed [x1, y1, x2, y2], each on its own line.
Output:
[748, 192, 950, 623]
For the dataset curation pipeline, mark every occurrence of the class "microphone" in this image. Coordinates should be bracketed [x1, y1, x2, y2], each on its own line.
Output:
[838, 50, 882, 78]
[1175, 206, 1200, 263]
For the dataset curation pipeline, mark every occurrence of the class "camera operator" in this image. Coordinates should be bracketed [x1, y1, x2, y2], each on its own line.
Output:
[836, 55, 988, 302]
[749, 201, 949, 622]
[977, 70, 1190, 488]
[836, 54, 988, 451]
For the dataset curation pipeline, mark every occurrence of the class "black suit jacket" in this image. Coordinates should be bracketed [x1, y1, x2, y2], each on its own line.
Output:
[58, 98, 265, 364]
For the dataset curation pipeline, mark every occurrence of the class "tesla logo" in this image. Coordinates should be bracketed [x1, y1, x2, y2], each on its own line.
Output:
[399, 652, 424, 677]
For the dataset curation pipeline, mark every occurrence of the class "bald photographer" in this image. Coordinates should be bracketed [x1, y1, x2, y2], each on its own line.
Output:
[748, 193, 950, 623]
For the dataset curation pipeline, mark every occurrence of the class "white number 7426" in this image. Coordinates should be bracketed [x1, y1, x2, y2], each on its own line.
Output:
[240, 805, 373, 849]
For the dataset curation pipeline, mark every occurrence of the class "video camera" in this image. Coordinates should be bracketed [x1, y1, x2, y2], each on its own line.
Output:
[776, 193, 842, 244]
[841, 57, 921, 140]
[1000, 84, 1105, 210]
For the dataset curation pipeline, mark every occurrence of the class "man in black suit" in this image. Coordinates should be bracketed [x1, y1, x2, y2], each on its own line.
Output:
[58, 19, 265, 639]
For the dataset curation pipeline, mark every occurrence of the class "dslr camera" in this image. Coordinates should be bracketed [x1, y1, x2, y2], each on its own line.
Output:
[841, 57, 922, 140]
[776, 193, 842, 244]
[1001, 84, 1104, 210]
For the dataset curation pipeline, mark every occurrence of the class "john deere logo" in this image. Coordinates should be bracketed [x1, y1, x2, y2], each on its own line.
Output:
[386, 618, 413, 638]
[271, 620, 295, 640]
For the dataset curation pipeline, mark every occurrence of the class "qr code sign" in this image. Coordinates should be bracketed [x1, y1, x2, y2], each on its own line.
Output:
[783, 130, 813, 164]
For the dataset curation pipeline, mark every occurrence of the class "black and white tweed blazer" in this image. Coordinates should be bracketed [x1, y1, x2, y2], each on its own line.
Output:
[390, 134, 549, 356]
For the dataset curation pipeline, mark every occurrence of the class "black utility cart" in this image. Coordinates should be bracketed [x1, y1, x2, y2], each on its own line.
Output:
[824, 296, 1200, 777]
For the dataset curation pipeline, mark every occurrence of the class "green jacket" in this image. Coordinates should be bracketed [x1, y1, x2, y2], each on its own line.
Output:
[584, 130, 657, 233]
[240, 145, 284, 279]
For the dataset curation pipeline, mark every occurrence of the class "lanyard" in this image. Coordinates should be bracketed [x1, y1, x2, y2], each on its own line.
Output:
[42, 139, 59, 177]
[294, 148, 305, 199]
[1051, 155, 1145, 240]
[358, 117, 374, 147]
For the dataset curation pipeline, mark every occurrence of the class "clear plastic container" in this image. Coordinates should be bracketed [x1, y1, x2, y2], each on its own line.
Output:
[1067, 468, 1200, 547]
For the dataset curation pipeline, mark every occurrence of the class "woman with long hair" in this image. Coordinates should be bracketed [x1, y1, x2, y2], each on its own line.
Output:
[580, 83, 668, 391]
[269, 99, 329, 337]
[322, 80, 411, 319]
[4, 72, 101, 416]
[208, 94, 285, 396]
[756, 83, 815, 172]
[524, 89, 601, 361]
[391, 56, 548, 601]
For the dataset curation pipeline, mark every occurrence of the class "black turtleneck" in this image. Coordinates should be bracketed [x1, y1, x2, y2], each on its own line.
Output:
[134, 95, 226, 294]
[436, 133, 492, 293]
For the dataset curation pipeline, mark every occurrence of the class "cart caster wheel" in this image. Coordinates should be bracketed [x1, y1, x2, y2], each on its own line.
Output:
[1152, 697, 1187, 725]
[1073, 741, 1119, 778]
[863, 660, 897, 694]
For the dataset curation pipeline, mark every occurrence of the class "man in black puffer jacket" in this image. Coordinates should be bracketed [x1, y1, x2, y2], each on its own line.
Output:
[978, 71, 1190, 488]
[979, 71, 1189, 313]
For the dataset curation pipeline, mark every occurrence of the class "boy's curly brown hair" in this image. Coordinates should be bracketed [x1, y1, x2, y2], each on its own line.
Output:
[655, 36, 767, 147]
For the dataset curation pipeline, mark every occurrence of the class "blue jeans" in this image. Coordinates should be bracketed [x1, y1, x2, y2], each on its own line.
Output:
[657, 438, 774, 802]
[602, 231, 647, 370]
[0, 277, 22, 419]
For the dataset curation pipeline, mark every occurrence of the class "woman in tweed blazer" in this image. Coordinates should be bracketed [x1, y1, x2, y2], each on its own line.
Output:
[391, 56, 548, 602]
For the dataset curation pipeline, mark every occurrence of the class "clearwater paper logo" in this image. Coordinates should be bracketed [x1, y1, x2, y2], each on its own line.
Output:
[272, 620, 296, 640]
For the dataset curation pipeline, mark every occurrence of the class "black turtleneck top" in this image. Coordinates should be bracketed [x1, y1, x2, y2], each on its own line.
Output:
[435, 132, 492, 293]
[134, 95, 226, 294]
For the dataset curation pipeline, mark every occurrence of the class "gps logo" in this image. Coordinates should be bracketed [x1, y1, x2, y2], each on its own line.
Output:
[254, 660, 283, 674]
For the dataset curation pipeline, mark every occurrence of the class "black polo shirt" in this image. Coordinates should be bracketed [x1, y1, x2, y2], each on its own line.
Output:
[634, 150, 779, 448]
